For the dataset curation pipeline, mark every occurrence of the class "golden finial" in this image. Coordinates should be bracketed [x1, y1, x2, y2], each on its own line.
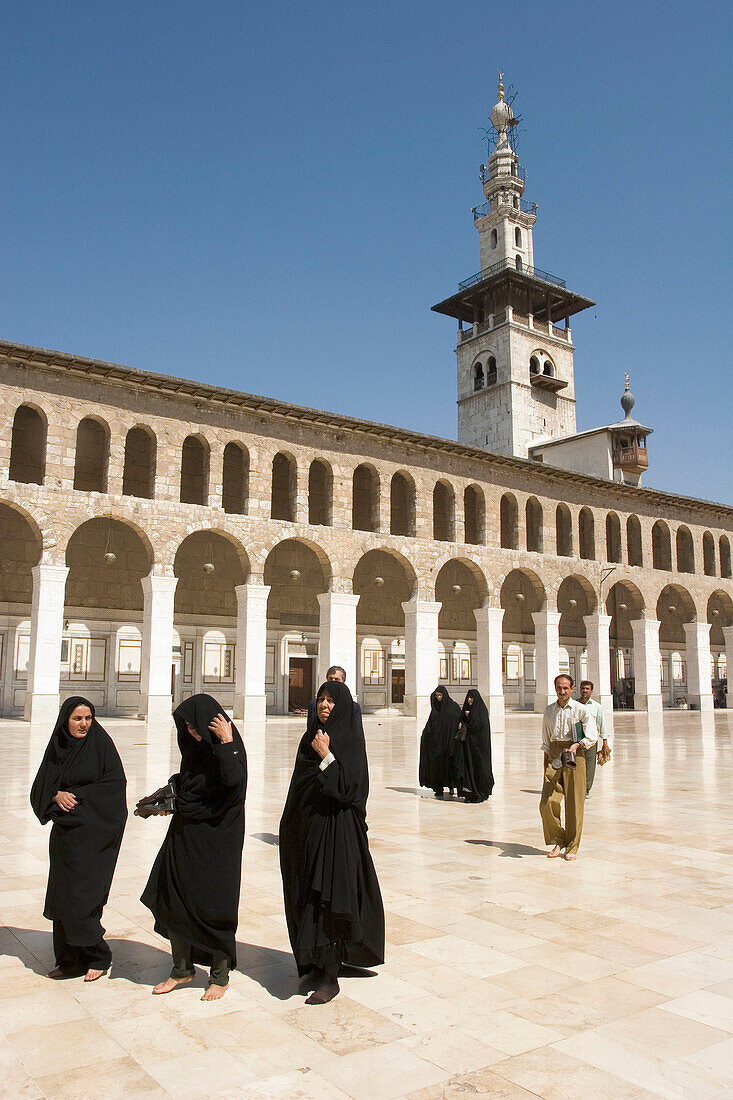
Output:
[624, 371, 630, 391]
[497, 70, 504, 100]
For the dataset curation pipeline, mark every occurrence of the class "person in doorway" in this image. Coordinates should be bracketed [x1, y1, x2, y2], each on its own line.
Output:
[30, 697, 127, 982]
[141, 694, 247, 1001]
[539, 674, 597, 861]
[280, 680, 384, 1004]
[419, 686, 461, 798]
[578, 680, 611, 797]
[455, 689, 494, 802]
[306, 665, 363, 734]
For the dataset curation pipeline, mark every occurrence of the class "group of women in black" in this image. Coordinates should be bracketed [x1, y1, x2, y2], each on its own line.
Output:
[419, 686, 494, 803]
[30, 679, 384, 1006]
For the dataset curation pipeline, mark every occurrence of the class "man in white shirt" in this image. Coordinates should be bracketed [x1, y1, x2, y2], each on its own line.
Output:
[578, 680, 611, 798]
[540, 674, 598, 861]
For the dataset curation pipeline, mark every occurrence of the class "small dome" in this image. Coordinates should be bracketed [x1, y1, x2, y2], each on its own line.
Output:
[490, 73, 513, 134]
[621, 371, 635, 417]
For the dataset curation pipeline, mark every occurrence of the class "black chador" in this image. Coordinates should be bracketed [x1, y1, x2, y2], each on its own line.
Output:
[279, 680, 384, 1000]
[419, 685, 461, 797]
[141, 695, 247, 982]
[30, 696, 127, 977]
[456, 689, 495, 803]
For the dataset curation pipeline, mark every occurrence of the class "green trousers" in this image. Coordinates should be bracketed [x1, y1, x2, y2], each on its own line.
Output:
[169, 933, 229, 987]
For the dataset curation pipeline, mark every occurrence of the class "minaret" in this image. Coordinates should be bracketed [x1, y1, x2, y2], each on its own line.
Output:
[609, 374, 652, 486]
[432, 77, 595, 458]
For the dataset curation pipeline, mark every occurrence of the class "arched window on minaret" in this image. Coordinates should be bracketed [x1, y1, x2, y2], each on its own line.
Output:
[515, 255, 522, 270]
[473, 362, 484, 391]
[490, 228, 497, 250]
[487, 356, 497, 384]
[515, 227, 522, 247]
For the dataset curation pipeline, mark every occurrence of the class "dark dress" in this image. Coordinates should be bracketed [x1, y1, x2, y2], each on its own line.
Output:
[141, 694, 247, 972]
[456, 690, 495, 802]
[279, 680, 385, 975]
[30, 696, 127, 973]
[419, 686, 461, 794]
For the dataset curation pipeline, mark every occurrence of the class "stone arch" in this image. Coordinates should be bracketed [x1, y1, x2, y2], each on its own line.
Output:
[708, 590, 733, 648]
[720, 535, 731, 579]
[500, 493, 519, 549]
[308, 458, 333, 527]
[122, 425, 156, 499]
[652, 520, 672, 571]
[627, 514, 643, 566]
[174, 530, 249, 618]
[578, 507, 595, 560]
[702, 531, 716, 577]
[605, 512, 622, 563]
[557, 575, 597, 640]
[500, 568, 545, 635]
[222, 441, 249, 515]
[464, 484, 485, 545]
[65, 517, 153, 612]
[9, 403, 47, 485]
[675, 525, 695, 574]
[433, 479, 455, 542]
[0, 502, 43, 607]
[271, 451, 297, 522]
[555, 503, 572, 557]
[605, 580, 645, 641]
[353, 549, 416, 630]
[656, 583, 696, 645]
[352, 464, 379, 532]
[73, 416, 110, 493]
[526, 496, 543, 553]
[180, 434, 210, 506]
[390, 470, 416, 537]
[265, 538, 331, 625]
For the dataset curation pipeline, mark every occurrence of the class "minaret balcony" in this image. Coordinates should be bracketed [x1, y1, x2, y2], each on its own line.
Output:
[530, 365, 568, 392]
[459, 258, 567, 291]
[473, 197, 538, 220]
[612, 443, 648, 474]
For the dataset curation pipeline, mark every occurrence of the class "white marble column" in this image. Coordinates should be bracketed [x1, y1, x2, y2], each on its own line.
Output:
[140, 574, 178, 728]
[24, 564, 69, 724]
[402, 598, 441, 719]
[684, 621, 714, 712]
[317, 592, 359, 692]
[233, 582, 271, 724]
[630, 616, 663, 713]
[532, 610, 561, 711]
[474, 606, 505, 732]
[724, 627, 733, 710]
[583, 612, 614, 736]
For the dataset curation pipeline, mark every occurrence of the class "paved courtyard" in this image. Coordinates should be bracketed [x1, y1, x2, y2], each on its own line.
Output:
[2, 708, 733, 1099]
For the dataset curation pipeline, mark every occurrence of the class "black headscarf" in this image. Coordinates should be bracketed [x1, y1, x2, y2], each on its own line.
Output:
[140, 694, 247, 969]
[419, 685, 461, 791]
[30, 696, 127, 945]
[279, 681, 385, 974]
[456, 689, 494, 801]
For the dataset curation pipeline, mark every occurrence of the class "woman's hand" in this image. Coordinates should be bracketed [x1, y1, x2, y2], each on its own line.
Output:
[53, 791, 77, 813]
[311, 730, 330, 760]
[209, 713, 234, 744]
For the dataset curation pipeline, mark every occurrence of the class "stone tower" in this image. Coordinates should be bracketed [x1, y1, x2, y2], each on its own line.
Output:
[432, 76, 594, 458]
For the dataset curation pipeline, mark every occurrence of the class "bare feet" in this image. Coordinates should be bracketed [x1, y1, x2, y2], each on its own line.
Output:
[547, 845, 563, 858]
[201, 983, 228, 1001]
[84, 968, 105, 982]
[305, 978, 339, 1005]
[565, 853, 578, 861]
[46, 966, 84, 980]
[152, 976, 193, 995]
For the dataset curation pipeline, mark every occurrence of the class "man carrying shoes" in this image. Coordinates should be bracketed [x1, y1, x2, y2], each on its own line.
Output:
[578, 680, 611, 798]
[539, 674, 598, 861]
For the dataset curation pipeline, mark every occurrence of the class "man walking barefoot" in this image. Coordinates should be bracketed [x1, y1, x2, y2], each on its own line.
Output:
[539, 674, 597, 861]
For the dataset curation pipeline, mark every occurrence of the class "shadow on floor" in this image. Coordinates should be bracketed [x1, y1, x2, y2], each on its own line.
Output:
[465, 839, 546, 858]
[250, 831, 279, 846]
[386, 786, 457, 799]
[520, 789, 542, 795]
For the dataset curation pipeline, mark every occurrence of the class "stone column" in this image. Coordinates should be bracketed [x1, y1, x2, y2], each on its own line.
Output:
[474, 606, 505, 732]
[630, 616, 663, 713]
[317, 592, 359, 692]
[140, 574, 178, 728]
[233, 582, 271, 723]
[402, 598, 441, 719]
[724, 627, 733, 710]
[684, 621, 714, 712]
[532, 610, 561, 711]
[583, 613, 614, 736]
[24, 564, 69, 724]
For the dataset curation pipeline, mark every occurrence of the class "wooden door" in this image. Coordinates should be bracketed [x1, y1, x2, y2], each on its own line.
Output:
[391, 667, 405, 704]
[288, 657, 313, 711]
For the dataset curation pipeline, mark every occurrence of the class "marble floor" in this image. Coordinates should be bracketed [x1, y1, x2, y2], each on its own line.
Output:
[2, 708, 733, 1099]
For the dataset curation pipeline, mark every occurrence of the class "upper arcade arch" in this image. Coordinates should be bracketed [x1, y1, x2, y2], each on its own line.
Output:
[9, 404, 47, 485]
[73, 416, 110, 493]
[353, 549, 416, 629]
[65, 517, 153, 612]
[174, 530, 250, 618]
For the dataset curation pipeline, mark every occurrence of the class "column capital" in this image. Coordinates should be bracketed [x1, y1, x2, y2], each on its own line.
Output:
[317, 591, 360, 609]
[235, 581, 271, 607]
[722, 625, 733, 643]
[532, 609, 561, 628]
[474, 605, 505, 626]
[402, 598, 441, 617]
[683, 620, 711, 641]
[141, 572, 178, 596]
[583, 612, 612, 629]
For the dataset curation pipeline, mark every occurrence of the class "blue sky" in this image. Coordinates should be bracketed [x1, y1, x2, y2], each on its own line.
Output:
[2, 1, 731, 503]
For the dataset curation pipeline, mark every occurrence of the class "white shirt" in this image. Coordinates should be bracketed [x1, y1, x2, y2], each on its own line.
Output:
[542, 699, 598, 763]
[581, 697, 610, 751]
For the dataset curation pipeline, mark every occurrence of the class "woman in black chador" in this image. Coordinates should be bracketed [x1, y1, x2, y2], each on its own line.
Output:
[456, 689, 495, 803]
[141, 694, 247, 1001]
[279, 680, 384, 1005]
[419, 685, 461, 798]
[30, 696, 127, 981]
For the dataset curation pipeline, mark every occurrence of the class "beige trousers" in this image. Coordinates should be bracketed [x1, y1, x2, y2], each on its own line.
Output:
[539, 750, 586, 856]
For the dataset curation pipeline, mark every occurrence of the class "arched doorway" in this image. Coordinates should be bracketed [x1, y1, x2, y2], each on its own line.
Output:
[656, 585, 696, 707]
[0, 504, 43, 716]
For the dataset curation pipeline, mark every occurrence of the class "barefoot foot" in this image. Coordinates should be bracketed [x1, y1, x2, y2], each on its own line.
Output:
[564, 853, 578, 861]
[305, 978, 339, 1005]
[84, 968, 105, 982]
[152, 976, 193, 995]
[547, 845, 563, 858]
[201, 983, 228, 1001]
[46, 966, 85, 980]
